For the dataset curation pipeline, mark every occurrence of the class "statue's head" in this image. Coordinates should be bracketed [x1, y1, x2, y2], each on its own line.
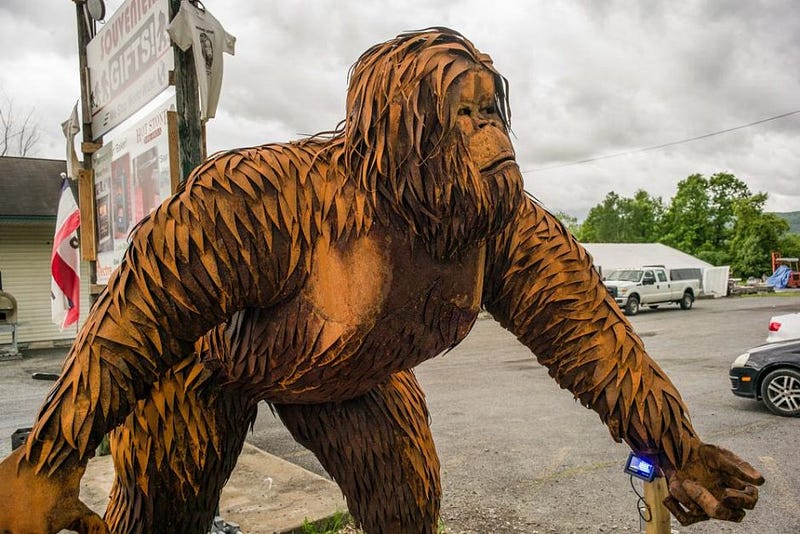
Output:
[343, 28, 525, 256]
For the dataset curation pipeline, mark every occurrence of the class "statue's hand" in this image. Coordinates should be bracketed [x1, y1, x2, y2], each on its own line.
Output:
[0, 446, 108, 534]
[661, 441, 764, 525]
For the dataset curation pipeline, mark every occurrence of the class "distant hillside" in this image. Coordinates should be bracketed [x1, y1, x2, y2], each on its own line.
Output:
[774, 211, 800, 234]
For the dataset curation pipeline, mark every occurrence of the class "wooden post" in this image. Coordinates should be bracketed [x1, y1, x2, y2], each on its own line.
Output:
[169, 0, 203, 182]
[167, 110, 181, 193]
[643, 477, 671, 534]
[74, 0, 97, 263]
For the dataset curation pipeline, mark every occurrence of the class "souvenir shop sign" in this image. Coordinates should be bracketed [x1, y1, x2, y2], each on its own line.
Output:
[87, 0, 173, 139]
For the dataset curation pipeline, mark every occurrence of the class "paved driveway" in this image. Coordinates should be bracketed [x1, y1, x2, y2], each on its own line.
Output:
[2, 294, 799, 532]
[249, 294, 800, 533]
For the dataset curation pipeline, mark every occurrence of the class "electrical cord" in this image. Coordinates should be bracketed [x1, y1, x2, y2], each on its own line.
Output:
[629, 475, 652, 533]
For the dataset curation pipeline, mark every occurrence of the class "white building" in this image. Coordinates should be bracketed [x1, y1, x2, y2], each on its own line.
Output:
[0, 157, 90, 348]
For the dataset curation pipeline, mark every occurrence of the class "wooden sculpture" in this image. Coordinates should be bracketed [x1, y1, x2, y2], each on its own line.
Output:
[0, 28, 763, 533]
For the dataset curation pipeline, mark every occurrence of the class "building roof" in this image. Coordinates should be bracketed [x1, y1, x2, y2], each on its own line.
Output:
[581, 242, 714, 272]
[0, 156, 67, 220]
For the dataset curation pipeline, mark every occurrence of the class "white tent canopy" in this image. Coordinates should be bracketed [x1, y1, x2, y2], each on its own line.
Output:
[581, 243, 729, 297]
[581, 243, 712, 272]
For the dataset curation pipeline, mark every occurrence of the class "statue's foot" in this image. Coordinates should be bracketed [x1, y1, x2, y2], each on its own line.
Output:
[0, 446, 108, 534]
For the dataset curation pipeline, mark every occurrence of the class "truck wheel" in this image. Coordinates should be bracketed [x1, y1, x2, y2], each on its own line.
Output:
[680, 292, 694, 310]
[625, 296, 640, 316]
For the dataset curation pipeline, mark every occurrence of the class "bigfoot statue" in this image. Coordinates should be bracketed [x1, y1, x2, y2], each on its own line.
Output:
[0, 28, 762, 533]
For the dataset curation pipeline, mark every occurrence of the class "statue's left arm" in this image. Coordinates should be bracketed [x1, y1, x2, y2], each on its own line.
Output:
[482, 197, 763, 525]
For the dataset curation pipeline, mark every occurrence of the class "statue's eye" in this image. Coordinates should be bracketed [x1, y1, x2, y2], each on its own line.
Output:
[482, 105, 497, 115]
[457, 106, 472, 116]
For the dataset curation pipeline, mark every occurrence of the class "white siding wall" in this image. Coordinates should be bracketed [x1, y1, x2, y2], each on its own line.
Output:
[0, 223, 91, 346]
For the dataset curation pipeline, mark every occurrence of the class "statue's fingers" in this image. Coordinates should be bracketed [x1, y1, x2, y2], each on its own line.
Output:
[668, 478, 706, 516]
[662, 495, 708, 526]
[722, 474, 748, 491]
[716, 448, 765, 485]
[682, 479, 745, 522]
[721, 485, 759, 510]
[664, 478, 708, 526]
[705, 445, 764, 486]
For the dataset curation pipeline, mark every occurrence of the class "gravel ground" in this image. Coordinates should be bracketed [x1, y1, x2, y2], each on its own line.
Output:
[250, 293, 800, 533]
[3, 293, 798, 533]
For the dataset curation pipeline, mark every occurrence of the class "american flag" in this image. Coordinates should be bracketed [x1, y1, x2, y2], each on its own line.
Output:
[51, 177, 81, 329]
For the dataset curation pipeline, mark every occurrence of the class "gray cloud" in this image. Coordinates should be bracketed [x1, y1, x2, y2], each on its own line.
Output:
[1, 0, 797, 217]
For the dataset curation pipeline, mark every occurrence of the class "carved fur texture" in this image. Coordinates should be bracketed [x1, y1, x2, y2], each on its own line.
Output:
[0, 28, 762, 534]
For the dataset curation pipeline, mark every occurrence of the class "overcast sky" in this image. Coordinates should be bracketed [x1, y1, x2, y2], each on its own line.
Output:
[1, 0, 798, 218]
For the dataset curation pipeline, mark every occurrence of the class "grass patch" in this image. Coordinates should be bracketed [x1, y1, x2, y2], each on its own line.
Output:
[736, 290, 800, 298]
[297, 511, 351, 533]
[294, 513, 447, 533]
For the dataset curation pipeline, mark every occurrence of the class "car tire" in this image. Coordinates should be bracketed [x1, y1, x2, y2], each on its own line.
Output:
[625, 296, 640, 316]
[760, 368, 800, 417]
[680, 292, 694, 310]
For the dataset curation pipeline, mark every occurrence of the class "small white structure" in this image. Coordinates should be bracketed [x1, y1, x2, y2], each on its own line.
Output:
[581, 243, 730, 297]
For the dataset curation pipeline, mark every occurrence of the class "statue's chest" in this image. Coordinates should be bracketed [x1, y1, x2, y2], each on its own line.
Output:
[248, 232, 485, 403]
[303, 230, 484, 343]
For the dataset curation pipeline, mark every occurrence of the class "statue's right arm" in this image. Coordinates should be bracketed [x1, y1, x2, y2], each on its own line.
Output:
[26, 146, 313, 471]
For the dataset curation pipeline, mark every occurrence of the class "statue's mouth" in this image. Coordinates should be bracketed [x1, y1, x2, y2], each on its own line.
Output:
[481, 154, 517, 175]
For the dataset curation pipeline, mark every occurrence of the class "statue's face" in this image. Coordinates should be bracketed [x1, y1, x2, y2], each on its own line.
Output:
[451, 67, 516, 174]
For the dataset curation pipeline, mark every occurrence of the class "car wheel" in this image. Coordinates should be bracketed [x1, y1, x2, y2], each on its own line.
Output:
[680, 292, 694, 310]
[760, 368, 800, 417]
[625, 296, 639, 316]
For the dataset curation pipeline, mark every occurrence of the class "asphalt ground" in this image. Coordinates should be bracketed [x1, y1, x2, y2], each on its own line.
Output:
[248, 293, 800, 533]
[2, 293, 799, 533]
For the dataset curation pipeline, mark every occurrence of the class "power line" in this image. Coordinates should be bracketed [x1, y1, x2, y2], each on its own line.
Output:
[522, 109, 800, 174]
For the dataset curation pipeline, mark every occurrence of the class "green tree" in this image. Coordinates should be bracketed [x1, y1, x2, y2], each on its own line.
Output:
[707, 172, 751, 248]
[778, 233, 800, 259]
[660, 174, 712, 253]
[577, 190, 662, 242]
[578, 191, 623, 242]
[729, 193, 789, 278]
[621, 190, 664, 242]
[660, 173, 750, 264]
[553, 210, 581, 236]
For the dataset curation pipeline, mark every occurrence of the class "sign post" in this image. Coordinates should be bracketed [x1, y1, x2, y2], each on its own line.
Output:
[169, 0, 203, 181]
[74, 0, 98, 264]
[74, 0, 205, 292]
[643, 478, 671, 534]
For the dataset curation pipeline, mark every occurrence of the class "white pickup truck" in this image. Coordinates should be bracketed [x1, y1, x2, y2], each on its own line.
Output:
[603, 266, 700, 315]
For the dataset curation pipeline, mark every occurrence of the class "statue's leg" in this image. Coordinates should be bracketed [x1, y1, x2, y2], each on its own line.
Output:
[104, 358, 257, 534]
[275, 369, 441, 534]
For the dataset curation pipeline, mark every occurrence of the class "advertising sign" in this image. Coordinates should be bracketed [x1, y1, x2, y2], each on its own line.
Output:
[94, 98, 177, 284]
[87, 0, 173, 139]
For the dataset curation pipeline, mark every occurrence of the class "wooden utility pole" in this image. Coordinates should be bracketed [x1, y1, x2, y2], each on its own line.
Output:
[74, 0, 97, 264]
[643, 478, 671, 534]
[169, 0, 203, 182]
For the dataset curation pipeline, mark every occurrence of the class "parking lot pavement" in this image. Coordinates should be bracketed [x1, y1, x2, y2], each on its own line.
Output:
[0, 348, 346, 533]
[4, 294, 800, 533]
[249, 294, 800, 533]
[77, 442, 345, 533]
[0, 347, 66, 457]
